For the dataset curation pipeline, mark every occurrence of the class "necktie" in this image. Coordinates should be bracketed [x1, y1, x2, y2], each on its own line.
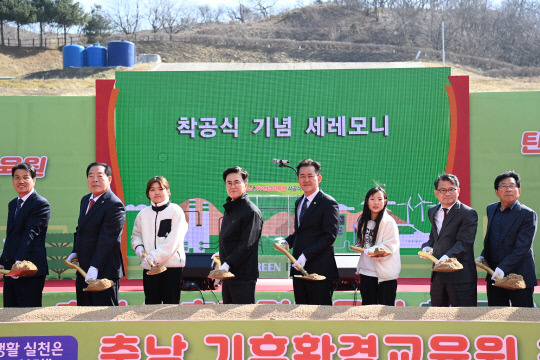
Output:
[87, 199, 95, 214]
[299, 198, 309, 221]
[442, 208, 448, 221]
[15, 199, 23, 218]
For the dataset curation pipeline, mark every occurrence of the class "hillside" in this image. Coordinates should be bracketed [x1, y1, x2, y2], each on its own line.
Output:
[0, 4, 538, 96]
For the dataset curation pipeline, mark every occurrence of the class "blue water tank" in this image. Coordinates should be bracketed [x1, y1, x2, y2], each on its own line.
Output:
[63, 44, 85, 68]
[107, 40, 136, 67]
[86, 44, 107, 67]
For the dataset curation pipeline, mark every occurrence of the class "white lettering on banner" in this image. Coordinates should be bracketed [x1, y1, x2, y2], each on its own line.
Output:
[521, 131, 540, 154]
[0, 156, 48, 178]
[258, 262, 282, 272]
[176, 116, 390, 138]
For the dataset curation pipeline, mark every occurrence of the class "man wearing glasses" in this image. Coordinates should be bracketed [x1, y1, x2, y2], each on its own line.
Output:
[422, 173, 478, 306]
[477, 171, 537, 307]
[217, 166, 263, 304]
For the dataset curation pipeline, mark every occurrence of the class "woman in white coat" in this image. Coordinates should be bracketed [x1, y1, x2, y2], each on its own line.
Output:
[131, 176, 188, 304]
[356, 186, 401, 305]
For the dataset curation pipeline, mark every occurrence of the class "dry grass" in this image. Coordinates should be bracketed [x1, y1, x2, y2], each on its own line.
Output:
[0, 48, 538, 96]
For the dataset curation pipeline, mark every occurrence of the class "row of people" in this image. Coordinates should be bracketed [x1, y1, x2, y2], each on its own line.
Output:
[0, 161, 536, 308]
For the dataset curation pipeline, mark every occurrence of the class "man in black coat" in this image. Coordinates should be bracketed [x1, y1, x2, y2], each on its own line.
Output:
[218, 166, 263, 304]
[422, 173, 478, 307]
[281, 159, 340, 305]
[1, 162, 50, 307]
[477, 171, 538, 307]
[67, 162, 126, 306]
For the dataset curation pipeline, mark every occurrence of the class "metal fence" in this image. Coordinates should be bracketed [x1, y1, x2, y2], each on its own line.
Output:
[0, 33, 180, 47]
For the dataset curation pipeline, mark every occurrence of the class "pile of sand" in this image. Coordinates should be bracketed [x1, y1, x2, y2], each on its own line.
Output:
[433, 258, 463, 272]
[12, 261, 37, 271]
[1, 305, 540, 322]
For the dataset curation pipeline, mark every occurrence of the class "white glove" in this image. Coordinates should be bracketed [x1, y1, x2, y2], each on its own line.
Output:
[219, 262, 230, 272]
[292, 253, 307, 270]
[144, 253, 155, 265]
[85, 266, 98, 284]
[135, 246, 145, 258]
[475, 256, 485, 263]
[211, 252, 219, 260]
[15, 260, 21, 264]
[67, 252, 78, 263]
[277, 239, 289, 250]
[492, 267, 504, 280]
[436, 255, 449, 264]
[364, 249, 370, 256]
[12, 276, 20, 279]
[422, 246, 433, 254]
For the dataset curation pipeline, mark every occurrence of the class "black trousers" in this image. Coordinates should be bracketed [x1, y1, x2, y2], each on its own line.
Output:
[143, 267, 183, 304]
[486, 280, 534, 307]
[430, 272, 477, 307]
[222, 278, 256, 304]
[3, 275, 46, 307]
[293, 277, 334, 305]
[76, 275, 120, 306]
[359, 274, 397, 306]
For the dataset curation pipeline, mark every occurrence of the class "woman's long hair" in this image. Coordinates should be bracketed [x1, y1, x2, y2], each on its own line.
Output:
[356, 187, 388, 247]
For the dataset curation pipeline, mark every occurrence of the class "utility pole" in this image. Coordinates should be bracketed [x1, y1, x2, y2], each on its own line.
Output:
[442, 21, 445, 64]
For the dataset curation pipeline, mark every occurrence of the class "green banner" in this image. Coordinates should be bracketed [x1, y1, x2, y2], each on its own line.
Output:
[114, 68, 452, 266]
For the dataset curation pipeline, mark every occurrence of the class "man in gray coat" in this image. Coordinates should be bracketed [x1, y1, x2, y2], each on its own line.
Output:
[422, 173, 478, 307]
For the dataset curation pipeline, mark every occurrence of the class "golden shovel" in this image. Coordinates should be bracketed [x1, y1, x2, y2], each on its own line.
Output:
[350, 245, 391, 257]
[418, 251, 463, 272]
[475, 260, 526, 290]
[0, 260, 38, 277]
[64, 259, 114, 292]
[208, 255, 235, 280]
[273, 243, 325, 281]
[142, 251, 167, 275]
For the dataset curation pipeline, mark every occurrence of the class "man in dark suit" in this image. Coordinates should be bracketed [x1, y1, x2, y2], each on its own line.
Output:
[477, 171, 537, 307]
[422, 173, 478, 307]
[279, 159, 340, 305]
[0, 162, 50, 307]
[67, 162, 126, 306]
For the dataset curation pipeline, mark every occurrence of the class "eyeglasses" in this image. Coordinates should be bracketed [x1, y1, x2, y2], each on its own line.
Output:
[13, 176, 32, 182]
[498, 184, 518, 190]
[226, 180, 245, 187]
[436, 188, 457, 194]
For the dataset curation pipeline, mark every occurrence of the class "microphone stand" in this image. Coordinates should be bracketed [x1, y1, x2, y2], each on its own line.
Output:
[277, 161, 297, 175]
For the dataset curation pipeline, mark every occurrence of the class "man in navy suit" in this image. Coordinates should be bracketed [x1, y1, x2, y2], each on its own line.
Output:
[280, 159, 340, 305]
[67, 162, 126, 306]
[422, 173, 478, 307]
[477, 171, 538, 307]
[0, 162, 50, 307]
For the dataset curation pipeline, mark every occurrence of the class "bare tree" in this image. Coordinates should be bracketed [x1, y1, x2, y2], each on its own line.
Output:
[161, 0, 195, 40]
[107, 0, 140, 35]
[146, 0, 164, 33]
[227, 3, 259, 23]
[251, 0, 278, 18]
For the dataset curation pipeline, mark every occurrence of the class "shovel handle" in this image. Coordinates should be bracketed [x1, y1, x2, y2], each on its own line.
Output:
[273, 243, 310, 277]
[349, 245, 365, 253]
[0, 269, 9, 275]
[213, 255, 222, 268]
[474, 260, 501, 280]
[64, 259, 87, 277]
[418, 251, 439, 264]
[142, 251, 157, 268]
